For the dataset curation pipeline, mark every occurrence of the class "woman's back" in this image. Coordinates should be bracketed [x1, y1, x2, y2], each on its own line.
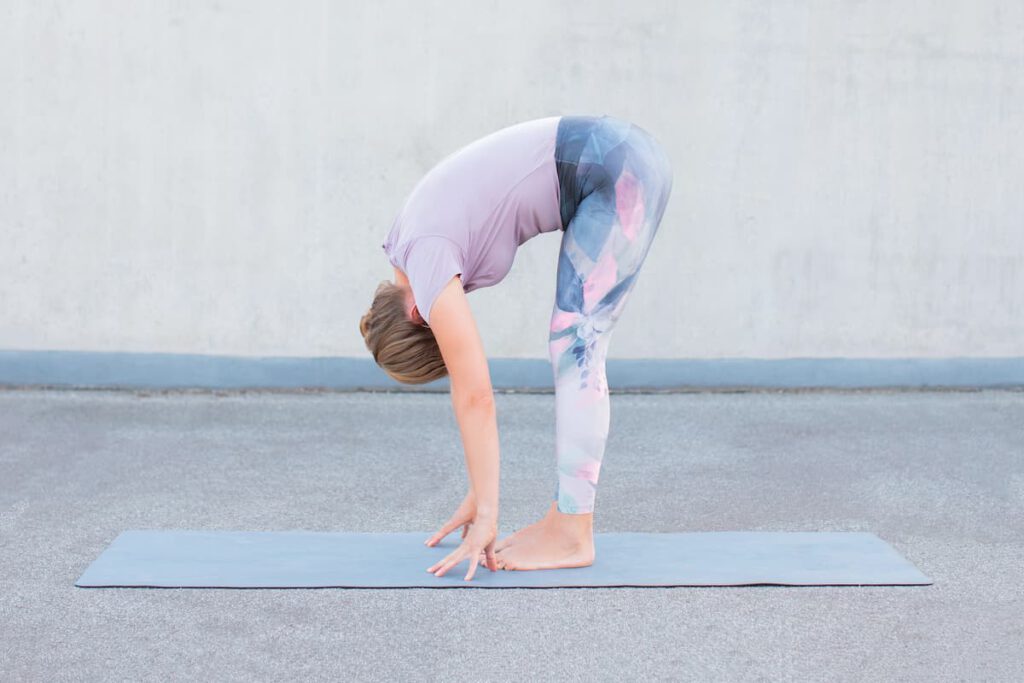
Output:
[381, 116, 564, 324]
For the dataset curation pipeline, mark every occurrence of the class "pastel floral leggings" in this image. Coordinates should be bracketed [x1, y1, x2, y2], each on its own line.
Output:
[549, 115, 673, 514]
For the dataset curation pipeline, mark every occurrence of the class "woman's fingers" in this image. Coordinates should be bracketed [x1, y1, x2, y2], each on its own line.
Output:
[431, 550, 465, 578]
[425, 515, 467, 547]
[427, 551, 455, 574]
[467, 535, 498, 578]
[428, 545, 468, 576]
[428, 544, 490, 579]
[428, 523, 498, 580]
[427, 547, 460, 574]
[484, 537, 498, 572]
[464, 552, 479, 581]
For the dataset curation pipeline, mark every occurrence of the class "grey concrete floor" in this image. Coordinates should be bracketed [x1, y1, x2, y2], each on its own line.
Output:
[0, 387, 1022, 682]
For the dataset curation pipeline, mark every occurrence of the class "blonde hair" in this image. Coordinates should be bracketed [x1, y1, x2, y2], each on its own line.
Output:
[359, 280, 448, 385]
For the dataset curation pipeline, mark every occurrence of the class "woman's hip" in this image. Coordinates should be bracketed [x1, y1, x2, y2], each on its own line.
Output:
[554, 114, 673, 231]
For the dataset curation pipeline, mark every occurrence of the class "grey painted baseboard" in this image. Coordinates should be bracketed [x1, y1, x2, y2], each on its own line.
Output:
[1, 350, 1022, 390]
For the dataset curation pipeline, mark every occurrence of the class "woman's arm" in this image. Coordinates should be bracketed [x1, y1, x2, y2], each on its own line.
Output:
[429, 277, 499, 518]
[451, 387, 499, 518]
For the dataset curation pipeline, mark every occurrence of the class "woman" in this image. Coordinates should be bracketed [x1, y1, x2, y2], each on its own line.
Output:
[360, 114, 673, 581]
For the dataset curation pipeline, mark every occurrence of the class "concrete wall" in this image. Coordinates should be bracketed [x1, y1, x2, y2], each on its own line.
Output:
[2, 0, 1021, 363]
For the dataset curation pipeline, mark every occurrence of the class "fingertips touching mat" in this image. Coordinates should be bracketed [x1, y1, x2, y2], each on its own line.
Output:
[75, 530, 931, 588]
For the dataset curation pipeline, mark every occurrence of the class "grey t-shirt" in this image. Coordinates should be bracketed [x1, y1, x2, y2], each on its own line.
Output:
[381, 116, 563, 324]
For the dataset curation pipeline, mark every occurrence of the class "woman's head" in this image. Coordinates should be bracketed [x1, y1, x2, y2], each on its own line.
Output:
[359, 280, 448, 385]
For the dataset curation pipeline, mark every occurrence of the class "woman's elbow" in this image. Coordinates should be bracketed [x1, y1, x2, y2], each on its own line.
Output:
[453, 389, 496, 412]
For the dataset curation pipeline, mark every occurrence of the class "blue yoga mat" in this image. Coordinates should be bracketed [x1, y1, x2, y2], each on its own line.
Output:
[75, 530, 931, 588]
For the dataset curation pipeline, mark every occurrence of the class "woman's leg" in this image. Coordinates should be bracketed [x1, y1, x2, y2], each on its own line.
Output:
[549, 124, 673, 514]
[489, 119, 672, 569]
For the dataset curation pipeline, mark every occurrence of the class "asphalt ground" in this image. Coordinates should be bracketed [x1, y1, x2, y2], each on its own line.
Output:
[1, 387, 1021, 681]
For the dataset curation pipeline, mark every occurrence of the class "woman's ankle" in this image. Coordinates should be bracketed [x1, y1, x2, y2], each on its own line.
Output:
[545, 504, 593, 531]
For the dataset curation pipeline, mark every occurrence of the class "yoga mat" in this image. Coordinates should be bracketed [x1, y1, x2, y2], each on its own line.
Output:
[75, 530, 931, 588]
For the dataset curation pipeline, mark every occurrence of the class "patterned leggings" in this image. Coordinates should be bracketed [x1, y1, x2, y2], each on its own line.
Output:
[549, 115, 674, 514]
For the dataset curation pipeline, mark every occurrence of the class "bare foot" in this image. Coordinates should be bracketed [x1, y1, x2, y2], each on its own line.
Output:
[487, 501, 561, 555]
[480, 502, 595, 571]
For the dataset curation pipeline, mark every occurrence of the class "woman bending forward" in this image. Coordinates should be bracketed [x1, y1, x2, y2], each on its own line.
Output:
[360, 115, 673, 580]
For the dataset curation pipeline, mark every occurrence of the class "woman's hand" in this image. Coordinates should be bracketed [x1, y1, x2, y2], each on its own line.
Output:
[424, 489, 478, 548]
[426, 513, 498, 581]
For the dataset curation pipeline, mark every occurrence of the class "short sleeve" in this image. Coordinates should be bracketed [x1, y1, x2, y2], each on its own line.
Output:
[403, 235, 464, 325]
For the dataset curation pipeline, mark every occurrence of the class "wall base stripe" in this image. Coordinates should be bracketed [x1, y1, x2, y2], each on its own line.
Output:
[1, 351, 1022, 390]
